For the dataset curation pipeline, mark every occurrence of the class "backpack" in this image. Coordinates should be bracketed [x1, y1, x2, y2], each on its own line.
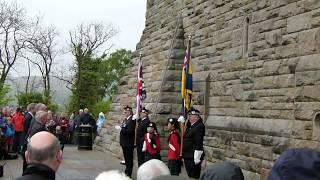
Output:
[4, 125, 14, 138]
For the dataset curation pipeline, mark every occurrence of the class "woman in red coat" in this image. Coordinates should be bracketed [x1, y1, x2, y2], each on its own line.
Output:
[142, 122, 161, 162]
[167, 118, 181, 175]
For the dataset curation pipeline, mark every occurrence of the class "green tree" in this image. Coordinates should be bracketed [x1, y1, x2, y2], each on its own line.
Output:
[0, 84, 13, 106]
[16, 91, 58, 112]
[67, 49, 131, 114]
[101, 49, 132, 98]
[16, 92, 44, 110]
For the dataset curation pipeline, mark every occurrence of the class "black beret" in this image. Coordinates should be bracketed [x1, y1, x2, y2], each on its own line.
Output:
[187, 107, 201, 115]
[147, 122, 156, 128]
[141, 107, 150, 114]
[123, 105, 132, 111]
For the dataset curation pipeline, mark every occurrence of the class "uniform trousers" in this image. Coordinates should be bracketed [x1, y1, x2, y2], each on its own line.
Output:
[137, 144, 145, 167]
[184, 159, 202, 179]
[122, 146, 134, 177]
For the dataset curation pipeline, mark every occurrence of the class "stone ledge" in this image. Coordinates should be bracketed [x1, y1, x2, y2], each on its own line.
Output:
[205, 116, 293, 137]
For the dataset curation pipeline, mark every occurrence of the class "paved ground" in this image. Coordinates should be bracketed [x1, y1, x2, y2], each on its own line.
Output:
[1, 145, 132, 180]
[0, 145, 189, 180]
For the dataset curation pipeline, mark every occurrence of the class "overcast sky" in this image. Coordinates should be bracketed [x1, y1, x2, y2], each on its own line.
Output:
[10, 0, 147, 76]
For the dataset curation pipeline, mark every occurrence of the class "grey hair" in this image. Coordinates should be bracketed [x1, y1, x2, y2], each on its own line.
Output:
[35, 111, 48, 124]
[27, 135, 60, 163]
[35, 103, 48, 112]
[95, 170, 131, 180]
[27, 103, 36, 112]
[137, 159, 170, 180]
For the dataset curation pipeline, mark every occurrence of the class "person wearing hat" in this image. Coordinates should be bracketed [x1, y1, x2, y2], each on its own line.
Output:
[182, 107, 205, 179]
[136, 107, 151, 167]
[268, 148, 320, 180]
[115, 105, 136, 177]
[142, 122, 161, 162]
[167, 118, 181, 176]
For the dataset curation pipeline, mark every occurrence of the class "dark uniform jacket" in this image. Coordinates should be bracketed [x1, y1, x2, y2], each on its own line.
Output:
[16, 163, 55, 180]
[182, 120, 205, 159]
[136, 117, 150, 146]
[120, 116, 136, 147]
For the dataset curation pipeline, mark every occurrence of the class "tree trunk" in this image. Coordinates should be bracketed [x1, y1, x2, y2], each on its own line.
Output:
[25, 60, 31, 93]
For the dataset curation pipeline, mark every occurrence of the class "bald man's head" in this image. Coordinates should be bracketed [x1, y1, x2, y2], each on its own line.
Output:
[26, 131, 62, 171]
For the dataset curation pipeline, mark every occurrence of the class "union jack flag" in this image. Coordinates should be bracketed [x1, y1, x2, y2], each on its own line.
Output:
[136, 57, 146, 116]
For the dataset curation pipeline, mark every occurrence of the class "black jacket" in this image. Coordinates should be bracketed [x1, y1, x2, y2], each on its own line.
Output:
[28, 120, 48, 138]
[120, 116, 136, 147]
[16, 163, 55, 180]
[182, 120, 205, 159]
[79, 114, 96, 130]
[136, 117, 150, 146]
[23, 112, 33, 143]
[200, 162, 244, 180]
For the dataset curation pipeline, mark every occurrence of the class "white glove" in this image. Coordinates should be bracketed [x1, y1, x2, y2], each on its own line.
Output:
[142, 141, 146, 152]
[169, 143, 176, 151]
[114, 125, 121, 132]
[132, 114, 138, 120]
[178, 116, 185, 123]
[152, 144, 156, 149]
[194, 150, 203, 165]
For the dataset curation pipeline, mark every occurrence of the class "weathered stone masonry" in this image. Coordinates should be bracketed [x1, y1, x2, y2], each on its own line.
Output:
[95, 0, 320, 179]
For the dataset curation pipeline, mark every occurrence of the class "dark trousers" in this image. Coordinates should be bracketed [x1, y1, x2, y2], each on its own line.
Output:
[122, 146, 134, 177]
[137, 144, 145, 167]
[68, 131, 74, 144]
[184, 159, 202, 179]
[22, 144, 27, 173]
[13, 132, 22, 152]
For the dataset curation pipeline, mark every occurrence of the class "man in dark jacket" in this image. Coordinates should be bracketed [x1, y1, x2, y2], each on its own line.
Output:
[115, 105, 136, 177]
[200, 162, 244, 180]
[22, 110, 49, 173]
[22, 103, 37, 173]
[79, 108, 95, 126]
[182, 107, 205, 179]
[136, 107, 151, 167]
[268, 148, 320, 180]
[22, 103, 36, 145]
[17, 131, 62, 180]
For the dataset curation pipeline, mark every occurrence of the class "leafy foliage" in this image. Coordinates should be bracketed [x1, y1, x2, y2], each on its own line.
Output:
[67, 49, 131, 114]
[16, 91, 58, 112]
[16, 92, 44, 110]
[0, 85, 13, 107]
[91, 100, 111, 118]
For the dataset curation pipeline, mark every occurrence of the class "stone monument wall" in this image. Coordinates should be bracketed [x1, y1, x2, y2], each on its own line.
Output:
[95, 0, 320, 179]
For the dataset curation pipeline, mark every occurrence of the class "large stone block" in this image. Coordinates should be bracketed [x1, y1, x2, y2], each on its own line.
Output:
[296, 85, 320, 102]
[206, 116, 293, 137]
[296, 54, 320, 72]
[287, 12, 312, 33]
[298, 28, 320, 56]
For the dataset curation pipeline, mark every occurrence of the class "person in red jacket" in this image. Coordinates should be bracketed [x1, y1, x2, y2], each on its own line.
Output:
[142, 122, 161, 162]
[11, 107, 24, 153]
[167, 118, 181, 176]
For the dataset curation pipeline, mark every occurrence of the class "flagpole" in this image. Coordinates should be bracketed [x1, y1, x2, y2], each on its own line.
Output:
[134, 52, 143, 146]
[180, 34, 192, 156]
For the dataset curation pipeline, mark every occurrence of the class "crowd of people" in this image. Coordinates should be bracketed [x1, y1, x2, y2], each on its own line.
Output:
[0, 102, 107, 178]
[3, 102, 320, 180]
